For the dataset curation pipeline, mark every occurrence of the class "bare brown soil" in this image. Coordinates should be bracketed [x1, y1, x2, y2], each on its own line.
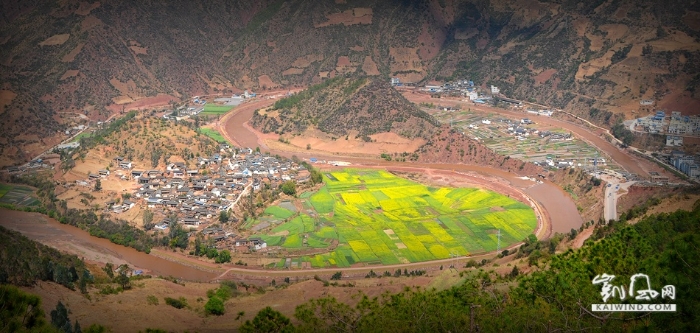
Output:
[22, 271, 436, 333]
[361, 56, 380, 75]
[628, 193, 700, 224]
[0, 89, 17, 112]
[315, 8, 373, 27]
[105, 94, 176, 113]
[59, 70, 80, 81]
[534, 69, 557, 85]
[38, 34, 70, 46]
[75, 1, 101, 16]
[258, 75, 279, 89]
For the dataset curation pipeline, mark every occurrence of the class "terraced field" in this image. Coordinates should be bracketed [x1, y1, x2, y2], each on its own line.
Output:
[0, 185, 40, 206]
[247, 169, 537, 268]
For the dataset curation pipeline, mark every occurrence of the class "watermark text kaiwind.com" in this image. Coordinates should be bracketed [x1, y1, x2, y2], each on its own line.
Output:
[591, 273, 676, 312]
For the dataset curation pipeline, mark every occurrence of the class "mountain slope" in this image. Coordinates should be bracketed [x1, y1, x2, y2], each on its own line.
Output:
[3, 0, 700, 166]
[252, 76, 542, 175]
[225, 0, 700, 118]
[251, 77, 439, 140]
[0, 0, 273, 166]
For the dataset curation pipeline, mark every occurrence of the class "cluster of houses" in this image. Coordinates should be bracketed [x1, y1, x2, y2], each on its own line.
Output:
[532, 155, 605, 169]
[94, 144, 310, 249]
[634, 111, 700, 137]
[533, 156, 576, 169]
[415, 79, 494, 101]
[526, 109, 554, 117]
[668, 151, 700, 179]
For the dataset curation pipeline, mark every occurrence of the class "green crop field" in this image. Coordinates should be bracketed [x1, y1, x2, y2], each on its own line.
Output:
[253, 169, 537, 268]
[199, 128, 229, 144]
[263, 206, 295, 219]
[70, 131, 93, 143]
[0, 184, 12, 198]
[0, 185, 40, 206]
[200, 105, 233, 115]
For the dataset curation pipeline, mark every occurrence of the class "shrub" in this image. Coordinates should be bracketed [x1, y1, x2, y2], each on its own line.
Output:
[215, 250, 231, 263]
[205, 296, 225, 316]
[164, 297, 187, 309]
[146, 295, 159, 305]
[215, 285, 232, 301]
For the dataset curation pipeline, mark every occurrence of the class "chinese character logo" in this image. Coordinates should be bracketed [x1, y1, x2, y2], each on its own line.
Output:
[592, 273, 675, 303]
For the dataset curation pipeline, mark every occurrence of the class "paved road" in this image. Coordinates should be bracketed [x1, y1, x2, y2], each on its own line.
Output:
[603, 180, 637, 222]
[603, 183, 617, 222]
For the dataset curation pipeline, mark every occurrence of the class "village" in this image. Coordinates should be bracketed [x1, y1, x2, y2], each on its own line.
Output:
[626, 109, 700, 180]
[85, 143, 311, 253]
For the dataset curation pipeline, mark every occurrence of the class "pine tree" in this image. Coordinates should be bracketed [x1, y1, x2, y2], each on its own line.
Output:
[50, 301, 72, 333]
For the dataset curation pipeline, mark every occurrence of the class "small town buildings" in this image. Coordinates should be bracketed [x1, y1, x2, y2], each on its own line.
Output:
[666, 135, 683, 147]
[119, 161, 133, 169]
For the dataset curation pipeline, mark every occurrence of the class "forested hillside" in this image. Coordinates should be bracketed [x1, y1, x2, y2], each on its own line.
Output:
[241, 202, 700, 332]
[0, 226, 92, 291]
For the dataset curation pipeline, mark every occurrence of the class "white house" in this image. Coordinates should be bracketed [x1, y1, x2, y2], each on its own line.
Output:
[666, 135, 683, 147]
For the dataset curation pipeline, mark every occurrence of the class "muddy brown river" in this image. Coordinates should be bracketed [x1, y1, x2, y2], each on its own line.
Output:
[222, 99, 584, 234]
[0, 96, 593, 281]
[0, 209, 219, 281]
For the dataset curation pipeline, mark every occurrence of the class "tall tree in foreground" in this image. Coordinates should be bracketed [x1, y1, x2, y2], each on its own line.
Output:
[0, 285, 49, 332]
[50, 301, 72, 333]
[240, 306, 294, 333]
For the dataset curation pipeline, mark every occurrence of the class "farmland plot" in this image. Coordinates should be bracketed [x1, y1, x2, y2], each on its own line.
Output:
[258, 169, 537, 267]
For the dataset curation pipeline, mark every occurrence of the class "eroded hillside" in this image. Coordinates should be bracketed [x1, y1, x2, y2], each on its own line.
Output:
[251, 77, 439, 140]
[3, 0, 700, 166]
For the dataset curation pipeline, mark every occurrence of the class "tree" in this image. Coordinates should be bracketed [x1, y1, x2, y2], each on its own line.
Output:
[51, 301, 72, 333]
[280, 181, 296, 196]
[312, 172, 322, 184]
[240, 306, 294, 333]
[219, 210, 230, 223]
[509, 265, 520, 278]
[206, 248, 219, 259]
[83, 324, 107, 333]
[306, 144, 311, 150]
[115, 264, 130, 290]
[331, 272, 342, 280]
[168, 222, 189, 249]
[102, 263, 114, 280]
[0, 285, 50, 332]
[142, 209, 154, 230]
[216, 250, 232, 263]
[94, 179, 101, 191]
[205, 296, 225, 316]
